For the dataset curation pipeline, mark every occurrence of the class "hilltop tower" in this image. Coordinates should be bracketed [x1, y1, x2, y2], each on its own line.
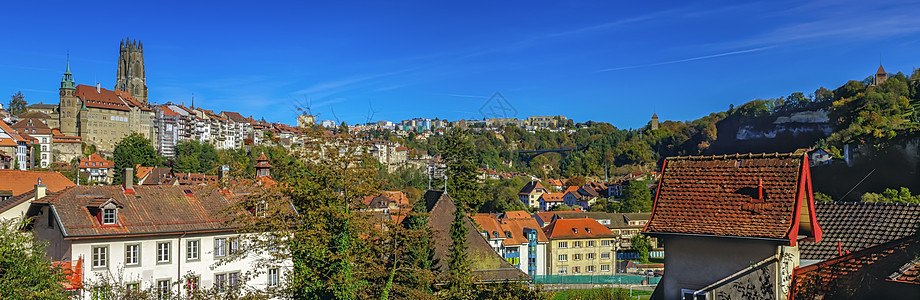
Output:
[875, 65, 888, 86]
[651, 113, 659, 130]
[115, 38, 148, 103]
[59, 57, 80, 136]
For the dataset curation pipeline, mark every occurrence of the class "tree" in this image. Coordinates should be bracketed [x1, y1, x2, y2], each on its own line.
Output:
[565, 175, 586, 188]
[112, 133, 161, 185]
[621, 180, 652, 213]
[0, 219, 68, 299]
[443, 127, 481, 210]
[7, 91, 27, 115]
[551, 204, 574, 211]
[173, 140, 218, 174]
[32, 144, 41, 169]
[630, 233, 652, 263]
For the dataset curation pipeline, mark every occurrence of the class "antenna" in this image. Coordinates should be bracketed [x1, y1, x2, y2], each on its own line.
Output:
[191, 93, 194, 108]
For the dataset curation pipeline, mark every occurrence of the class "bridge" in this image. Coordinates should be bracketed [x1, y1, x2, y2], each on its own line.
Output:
[517, 148, 577, 163]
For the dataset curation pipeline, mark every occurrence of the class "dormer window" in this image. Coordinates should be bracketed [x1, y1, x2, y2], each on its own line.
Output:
[102, 208, 117, 225]
[586, 228, 591, 233]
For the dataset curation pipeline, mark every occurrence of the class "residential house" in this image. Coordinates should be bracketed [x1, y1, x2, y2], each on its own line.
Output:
[546, 179, 566, 192]
[362, 191, 412, 212]
[0, 120, 29, 170]
[220, 111, 252, 150]
[79, 153, 115, 184]
[643, 151, 822, 300]
[562, 186, 598, 209]
[532, 210, 581, 228]
[155, 105, 181, 157]
[472, 211, 550, 277]
[543, 218, 618, 275]
[539, 192, 566, 212]
[809, 148, 833, 166]
[11, 118, 53, 168]
[518, 181, 548, 209]
[0, 170, 74, 219]
[551, 212, 655, 251]
[25, 102, 58, 115]
[27, 172, 289, 299]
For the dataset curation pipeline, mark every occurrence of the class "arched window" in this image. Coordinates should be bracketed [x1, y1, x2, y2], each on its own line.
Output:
[66, 112, 71, 117]
[66, 100, 71, 106]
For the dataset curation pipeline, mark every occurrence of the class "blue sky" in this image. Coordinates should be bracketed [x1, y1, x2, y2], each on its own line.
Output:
[2, 0, 920, 128]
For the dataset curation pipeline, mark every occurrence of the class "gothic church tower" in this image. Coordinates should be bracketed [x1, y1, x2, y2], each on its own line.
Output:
[115, 38, 148, 103]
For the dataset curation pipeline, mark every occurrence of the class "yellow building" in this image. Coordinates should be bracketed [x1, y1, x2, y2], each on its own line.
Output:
[543, 218, 618, 275]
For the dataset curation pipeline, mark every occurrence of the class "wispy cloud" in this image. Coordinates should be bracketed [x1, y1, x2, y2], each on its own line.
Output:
[19, 88, 57, 94]
[313, 98, 346, 108]
[597, 46, 773, 72]
[447, 94, 488, 99]
[291, 68, 418, 96]
[372, 84, 410, 92]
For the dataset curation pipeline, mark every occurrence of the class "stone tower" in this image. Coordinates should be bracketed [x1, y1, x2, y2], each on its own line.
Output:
[59, 57, 80, 136]
[651, 113, 659, 130]
[875, 65, 888, 86]
[115, 38, 148, 103]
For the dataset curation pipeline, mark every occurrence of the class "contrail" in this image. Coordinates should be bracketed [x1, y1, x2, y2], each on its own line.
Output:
[597, 46, 774, 72]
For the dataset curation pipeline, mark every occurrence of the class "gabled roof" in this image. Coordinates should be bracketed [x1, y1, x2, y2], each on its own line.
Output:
[543, 218, 615, 239]
[541, 192, 565, 203]
[221, 111, 249, 123]
[11, 118, 52, 135]
[0, 170, 75, 196]
[877, 65, 887, 75]
[789, 233, 920, 300]
[75, 85, 131, 111]
[79, 153, 113, 168]
[17, 111, 52, 119]
[553, 212, 646, 229]
[423, 190, 530, 281]
[644, 151, 821, 245]
[799, 202, 920, 260]
[518, 181, 546, 195]
[472, 213, 549, 246]
[29, 185, 245, 238]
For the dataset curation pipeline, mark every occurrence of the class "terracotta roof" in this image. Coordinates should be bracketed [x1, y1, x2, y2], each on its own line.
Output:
[891, 259, 920, 285]
[472, 212, 548, 246]
[553, 212, 647, 229]
[877, 65, 887, 75]
[423, 190, 531, 281]
[543, 218, 615, 239]
[158, 105, 180, 116]
[540, 192, 565, 202]
[30, 185, 246, 238]
[175, 172, 218, 185]
[534, 210, 579, 227]
[0, 189, 34, 213]
[518, 181, 546, 195]
[17, 111, 52, 119]
[79, 153, 113, 168]
[11, 118, 53, 135]
[75, 85, 131, 111]
[644, 151, 822, 244]
[138, 167, 174, 185]
[503, 211, 532, 219]
[789, 233, 920, 300]
[221, 111, 248, 123]
[799, 202, 920, 261]
[113, 90, 150, 111]
[0, 170, 75, 196]
[52, 258, 83, 290]
[395, 146, 408, 151]
[0, 121, 27, 142]
[254, 152, 272, 168]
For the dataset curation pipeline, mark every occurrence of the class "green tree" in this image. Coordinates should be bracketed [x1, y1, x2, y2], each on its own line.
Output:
[173, 140, 218, 174]
[446, 198, 472, 296]
[0, 219, 68, 299]
[621, 180, 652, 213]
[443, 127, 481, 210]
[630, 233, 651, 263]
[112, 133, 162, 185]
[32, 144, 41, 169]
[7, 91, 27, 115]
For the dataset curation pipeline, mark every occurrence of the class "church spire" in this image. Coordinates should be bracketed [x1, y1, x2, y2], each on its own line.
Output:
[61, 54, 75, 90]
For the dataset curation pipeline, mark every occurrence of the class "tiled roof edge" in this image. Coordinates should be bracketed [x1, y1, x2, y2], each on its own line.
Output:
[666, 149, 809, 161]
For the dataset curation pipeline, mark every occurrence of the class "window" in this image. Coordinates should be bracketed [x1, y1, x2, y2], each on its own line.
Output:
[587, 241, 596, 247]
[157, 279, 171, 300]
[601, 252, 611, 259]
[587, 265, 595, 273]
[601, 264, 610, 272]
[126, 282, 140, 292]
[588, 253, 596, 260]
[602, 240, 611, 247]
[157, 242, 171, 264]
[215, 238, 227, 257]
[215, 274, 227, 291]
[557, 267, 567, 274]
[574, 254, 582, 261]
[184, 275, 199, 297]
[187, 240, 200, 261]
[268, 268, 280, 287]
[125, 244, 139, 266]
[92, 246, 108, 269]
[229, 272, 240, 287]
[573, 266, 580, 273]
[574, 241, 582, 248]
[558, 254, 568, 261]
[102, 208, 117, 225]
[557, 241, 568, 248]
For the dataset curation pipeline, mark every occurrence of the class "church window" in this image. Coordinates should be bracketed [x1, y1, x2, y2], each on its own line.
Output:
[66, 100, 71, 106]
[66, 112, 71, 117]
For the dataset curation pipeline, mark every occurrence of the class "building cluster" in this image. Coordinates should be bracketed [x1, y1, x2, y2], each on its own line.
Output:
[518, 173, 659, 212]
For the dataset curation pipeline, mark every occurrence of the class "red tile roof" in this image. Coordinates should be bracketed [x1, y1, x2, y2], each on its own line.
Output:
[543, 218, 615, 239]
[0, 170, 75, 196]
[541, 192, 565, 202]
[644, 151, 821, 244]
[79, 153, 113, 168]
[31, 185, 246, 237]
[11, 118, 52, 135]
[75, 85, 131, 111]
[221, 111, 249, 123]
[789, 233, 920, 300]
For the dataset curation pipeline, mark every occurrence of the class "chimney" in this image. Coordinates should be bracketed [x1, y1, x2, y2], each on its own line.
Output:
[124, 168, 133, 191]
[96, 83, 101, 93]
[35, 177, 47, 199]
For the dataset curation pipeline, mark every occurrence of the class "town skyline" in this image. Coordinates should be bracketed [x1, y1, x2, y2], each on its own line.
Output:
[4, 1, 920, 129]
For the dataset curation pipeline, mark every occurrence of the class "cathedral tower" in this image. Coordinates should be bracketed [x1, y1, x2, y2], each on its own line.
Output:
[115, 38, 148, 103]
[59, 57, 80, 136]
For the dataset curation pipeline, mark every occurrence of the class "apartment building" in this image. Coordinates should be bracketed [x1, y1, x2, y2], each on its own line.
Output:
[472, 211, 549, 277]
[543, 218, 618, 275]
